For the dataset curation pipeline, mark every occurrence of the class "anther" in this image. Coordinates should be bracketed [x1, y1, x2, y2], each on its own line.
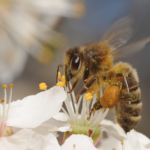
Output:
[56, 81, 64, 87]
[58, 72, 61, 80]
[9, 84, 13, 89]
[61, 75, 66, 82]
[61, 75, 66, 85]
[85, 92, 93, 101]
[121, 142, 124, 145]
[87, 89, 95, 95]
[39, 83, 47, 90]
[3, 85, 7, 89]
[1, 99, 4, 103]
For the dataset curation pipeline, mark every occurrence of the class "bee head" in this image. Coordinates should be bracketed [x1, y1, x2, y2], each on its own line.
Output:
[64, 46, 81, 86]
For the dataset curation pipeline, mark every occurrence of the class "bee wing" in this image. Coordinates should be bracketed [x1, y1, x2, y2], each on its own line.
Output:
[101, 16, 134, 50]
[113, 37, 150, 58]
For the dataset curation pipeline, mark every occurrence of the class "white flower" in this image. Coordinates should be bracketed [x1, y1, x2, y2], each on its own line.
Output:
[98, 133, 122, 150]
[0, 0, 85, 84]
[123, 130, 150, 150]
[61, 134, 122, 150]
[47, 84, 126, 146]
[59, 129, 150, 150]
[0, 85, 66, 150]
[61, 134, 98, 150]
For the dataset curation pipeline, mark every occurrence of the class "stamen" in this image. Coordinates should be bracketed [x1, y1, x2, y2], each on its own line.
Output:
[0, 84, 14, 137]
[91, 93, 97, 109]
[1, 86, 7, 134]
[56, 81, 64, 87]
[63, 87, 75, 122]
[61, 107, 70, 118]
[85, 93, 93, 101]
[58, 71, 61, 80]
[61, 75, 66, 86]
[121, 142, 124, 145]
[91, 108, 109, 127]
[61, 75, 66, 82]
[80, 96, 87, 125]
[3, 85, 7, 89]
[1, 99, 4, 103]
[39, 83, 47, 90]
[5, 84, 13, 124]
[86, 100, 90, 119]
[9, 84, 13, 88]
[76, 95, 82, 119]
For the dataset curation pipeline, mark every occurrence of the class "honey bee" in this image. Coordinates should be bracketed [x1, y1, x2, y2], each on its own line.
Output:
[56, 16, 149, 132]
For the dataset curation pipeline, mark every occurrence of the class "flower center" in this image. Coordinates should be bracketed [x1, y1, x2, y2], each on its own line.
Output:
[0, 125, 13, 137]
[71, 121, 101, 144]
[56, 74, 109, 146]
[0, 84, 14, 137]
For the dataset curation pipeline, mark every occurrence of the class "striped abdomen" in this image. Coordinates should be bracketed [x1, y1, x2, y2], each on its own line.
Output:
[109, 62, 142, 133]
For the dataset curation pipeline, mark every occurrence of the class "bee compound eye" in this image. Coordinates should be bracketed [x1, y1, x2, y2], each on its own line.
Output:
[71, 55, 81, 71]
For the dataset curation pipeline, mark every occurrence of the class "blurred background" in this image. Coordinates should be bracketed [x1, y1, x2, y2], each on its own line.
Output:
[0, 0, 150, 141]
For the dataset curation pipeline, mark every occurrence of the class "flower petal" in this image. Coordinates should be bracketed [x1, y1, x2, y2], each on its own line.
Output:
[123, 130, 150, 150]
[61, 134, 98, 150]
[0, 129, 58, 150]
[98, 134, 122, 150]
[7, 86, 66, 128]
[100, 119, 126, 141]
[134, 130, 150, 146]
[44, 133, 60, 150]
[40, 118, 71, 132]
[53, 112, 69, 122]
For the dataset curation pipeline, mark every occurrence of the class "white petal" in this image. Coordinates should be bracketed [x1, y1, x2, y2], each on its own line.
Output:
[100, 119, 126, 141]
[123, 130, 150, 150]
[44, 133, 60, 150]
[0, 129, 57, 150]
[40, 118, 71, 132]
[134, 130, 150, 146]
[7, 86, 66, 128]
[61, 134, 98, 150]
[53, 112, 69, 122]
[98, 134, 122, 150]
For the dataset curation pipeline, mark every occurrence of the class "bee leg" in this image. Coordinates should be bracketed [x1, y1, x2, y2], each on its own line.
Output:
[67, 79, 79, 93]
[56, 64, 63, 83]
[87, 99, 103, 120]
[88, 84, 120, 120]
[75, 76, 97, 103]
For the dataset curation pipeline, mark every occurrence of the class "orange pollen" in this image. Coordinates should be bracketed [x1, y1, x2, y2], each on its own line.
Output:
[85, 92, 93, 101]
[56, 81, 64, 87]
[1, 99, 4, 103]
[58, 72, 61, 80]
[73, 144, 76, 148]
[86, 89, 95, 95]
[9, 84, 13, 88]
[3, 84, 7, 89]
[61, 75, 66, 82]
[39, 83, 47, 90]
[121, 142, 124, 145]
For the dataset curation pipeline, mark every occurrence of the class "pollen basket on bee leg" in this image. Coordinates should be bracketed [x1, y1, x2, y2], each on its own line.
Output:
[100, 86, 119, 108]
